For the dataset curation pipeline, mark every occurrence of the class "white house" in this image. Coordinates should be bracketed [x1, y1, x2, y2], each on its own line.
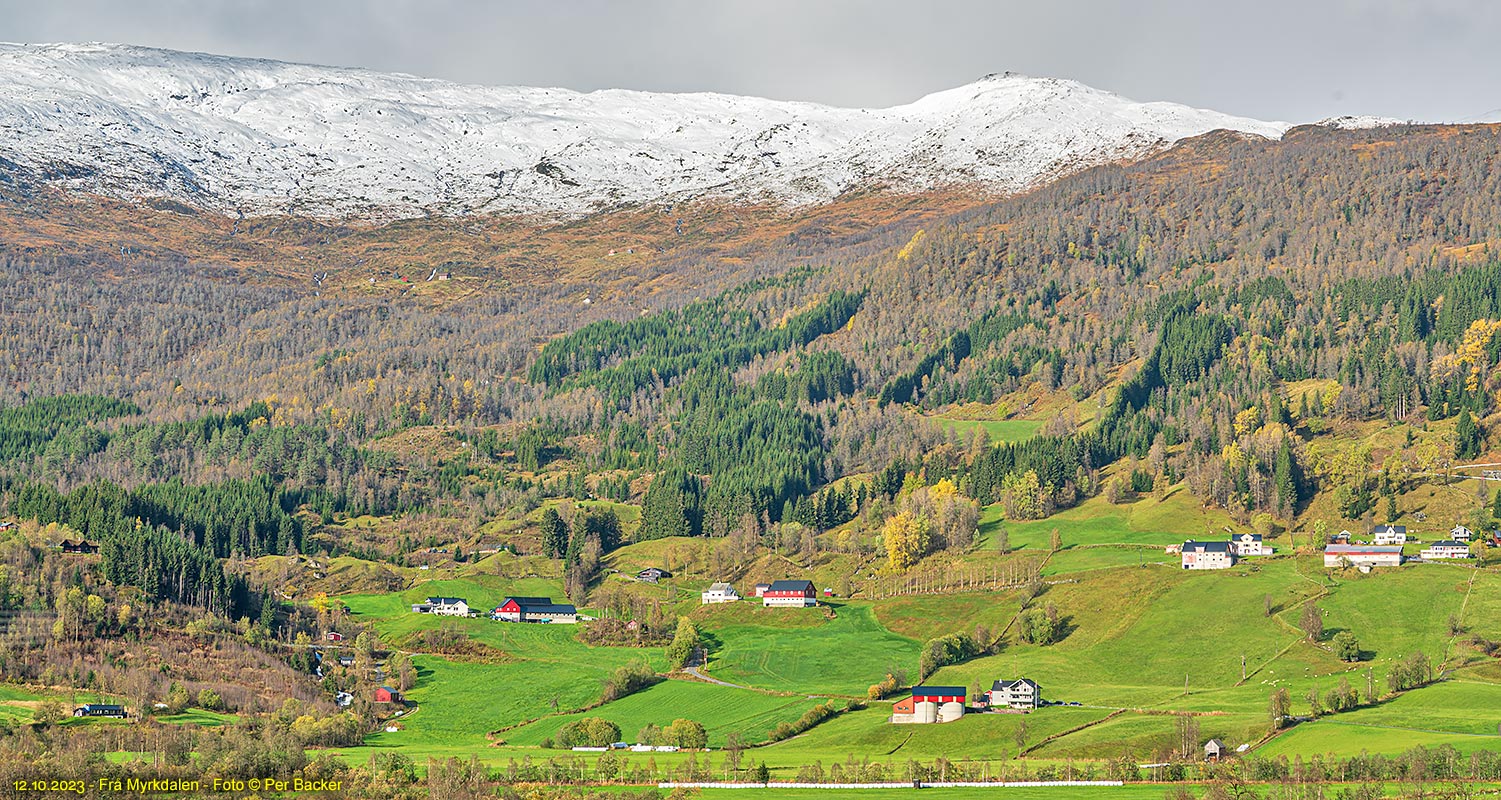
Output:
[988, 678, 1040, 710]
[413, 596, 471, 616]
[1421, 541, 1472, 560]
[1181, 540, 1235, 570]
[1371, 525, 1407, 546]
[1451, 525, 1474, 542]
[1230, 532, 1270, 557]
[1324, 544, 1403, 569]
[700, 582, 739, 604]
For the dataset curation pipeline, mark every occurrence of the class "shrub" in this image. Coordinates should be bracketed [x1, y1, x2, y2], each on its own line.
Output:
[556, 717, 621, 748]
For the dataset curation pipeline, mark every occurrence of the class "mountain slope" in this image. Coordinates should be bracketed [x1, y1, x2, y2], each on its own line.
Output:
[0, 42, 1288, 220]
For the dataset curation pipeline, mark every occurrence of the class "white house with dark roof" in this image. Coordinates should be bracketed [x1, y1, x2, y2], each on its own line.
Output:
[1230, 532, 1270, 556]
[1181, 540, 1235, 570]
[412, 597, 471, 616]
[988, 678, 1040, 709]
[1421, 541, 1471, 560]
[1451, 525, 1474, 542]
[1372, 525, 1407, 546]
[700, 582, 739, 604]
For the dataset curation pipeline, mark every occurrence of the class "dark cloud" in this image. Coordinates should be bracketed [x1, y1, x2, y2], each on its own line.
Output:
[1, 0, 1498, 122]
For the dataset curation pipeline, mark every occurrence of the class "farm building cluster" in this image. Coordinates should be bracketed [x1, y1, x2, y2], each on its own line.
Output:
[491, 596, 578, 624]
[1174, 524, 1492, 572]
[1322, 524, 1485, 570]
[889, 678, 1044, 724]
[1175, 532, 1271, 569]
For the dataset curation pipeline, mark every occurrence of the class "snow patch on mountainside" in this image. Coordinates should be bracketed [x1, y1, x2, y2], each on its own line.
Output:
[0, 44, 1290, 220]
[1315, 115, 1408, 130]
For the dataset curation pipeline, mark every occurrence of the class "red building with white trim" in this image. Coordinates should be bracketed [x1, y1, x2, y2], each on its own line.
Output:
[761, 579, 817, 607]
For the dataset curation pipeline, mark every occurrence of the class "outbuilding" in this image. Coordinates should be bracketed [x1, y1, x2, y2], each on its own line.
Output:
[374, 686, 402, 704]
[73, 704, 126, 718]
[1324, 544, 1403, 569]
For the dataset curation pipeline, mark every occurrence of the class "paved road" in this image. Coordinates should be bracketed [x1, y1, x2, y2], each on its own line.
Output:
[682, 647, 753, 689]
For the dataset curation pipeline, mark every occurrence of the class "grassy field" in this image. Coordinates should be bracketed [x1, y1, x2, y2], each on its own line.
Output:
[504, 679, 824, 747]
[977, 485, 1244, 554]
[932, 417, 1043, 445]
[702, 603, 917, 696]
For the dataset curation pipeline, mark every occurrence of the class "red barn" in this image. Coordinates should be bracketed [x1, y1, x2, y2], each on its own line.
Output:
[326, 631, 344, 642]
[762, 579, 816, 607]
[374, 686, 401, 704]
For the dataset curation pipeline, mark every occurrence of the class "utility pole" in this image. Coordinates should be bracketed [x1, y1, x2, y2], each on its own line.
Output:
[1242, 654, 1247, 682]
[1184, 673, 1190, 697]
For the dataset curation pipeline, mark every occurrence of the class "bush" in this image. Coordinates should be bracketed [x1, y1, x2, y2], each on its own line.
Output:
[917, 632, 982, 680]
[867, 672, 901, 700]
[600, 659, 660, 703]
[556, 717, 621, 748]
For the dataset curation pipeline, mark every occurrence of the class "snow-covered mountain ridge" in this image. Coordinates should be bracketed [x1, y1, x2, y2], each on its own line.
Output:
[0, 42, 1292, 220]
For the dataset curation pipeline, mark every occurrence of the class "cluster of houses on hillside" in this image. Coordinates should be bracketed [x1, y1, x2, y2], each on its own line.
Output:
[1173, 523, 1491, 572]
[698, 579, 827, 607]
[1323, 524, 1485, 570]
[890, 678, 1044, 725]
[408, 595, 579, 623]
[1175, 532, 1271, 570]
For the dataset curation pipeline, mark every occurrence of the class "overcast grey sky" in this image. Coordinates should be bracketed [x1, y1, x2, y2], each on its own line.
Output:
[2, 0, 1498, 123]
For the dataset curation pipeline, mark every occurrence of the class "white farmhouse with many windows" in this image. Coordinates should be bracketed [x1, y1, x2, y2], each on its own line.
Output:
[1421, 541, 1471, 560]
[1230, 532, 1270, 556]
[1181, 541, 1235, 570]
[1371, 525, 1407, 546]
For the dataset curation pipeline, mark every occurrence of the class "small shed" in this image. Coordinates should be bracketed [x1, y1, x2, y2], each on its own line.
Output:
[374, 686, 402, 704]
[326, 631, 344, 642]
[1204, 738, 1226, 761]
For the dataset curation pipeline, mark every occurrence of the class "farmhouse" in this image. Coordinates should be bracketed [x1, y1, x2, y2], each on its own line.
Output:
[73, 704, 126, 718]
[373, 686, 402, 704]
[891, 686, 966, 724]
[492, 596, 578, 624]
[1180, 540, 1235, 570]
[636, 567, 671, 583]
[700, 582, 739, 604]
[411, 597, 471, 616]
[60, 539, 99, 554]
[1371, 525, 1407, 546]
[1324, 544, 1403, 569]
[761, 579, 817, 607]
[1421, 541, 1471, 560]
[1451, 525, 1474, 542]
[1230, 532, 1270, 557]
[989, 678, 1041, 709]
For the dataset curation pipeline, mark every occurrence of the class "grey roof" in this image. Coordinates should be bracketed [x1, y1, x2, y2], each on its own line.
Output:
[911, 685, 966, 696]
[638, 567, 670, 576]
[426, 596, 467, 605]
[1325, 544, 1403, 554]
[1371, 525, 1407, 534]
[767, 579, 814, 592]
[500, 596, 553, 606]
[1235, 533, 1263, 542]
[705, 582, 735, 592]
[522, 603, 577, 615]
[992, 678, 1038, 691]
[1182, 540, 1232, 553]
[1428, 541, 1468, 548]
